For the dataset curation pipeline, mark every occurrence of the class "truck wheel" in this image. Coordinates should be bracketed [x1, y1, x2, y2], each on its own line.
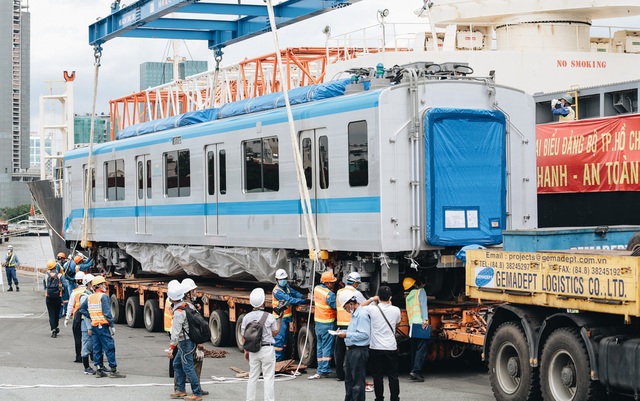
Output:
[209, 310, 231, 347]
[235, 313, 247, 352]
[143, 299, 163, 332]
[125, 295, 144, 328]
[540, 328, 603, 401]
[627, 232, 640, 252]
[488, 322, 540, 401]
[296, 324, 317, 368]
[111, 294, 126, 324]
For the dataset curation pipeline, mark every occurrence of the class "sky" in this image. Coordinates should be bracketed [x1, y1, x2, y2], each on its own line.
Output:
[28, 0, 421, 133]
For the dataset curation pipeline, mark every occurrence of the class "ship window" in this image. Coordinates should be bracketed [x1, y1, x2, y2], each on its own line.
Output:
[164, 150, 191, 197]
[83, 165, 95, 202]
[105, 159, 125, 201]
[207, 150, 215, 196]
[243, 137, 279, 193]
[348, 121, 368, 187]
[219, 149, 227, 195]
[319, 135, 329, 189]
[302, 138, 312, 189]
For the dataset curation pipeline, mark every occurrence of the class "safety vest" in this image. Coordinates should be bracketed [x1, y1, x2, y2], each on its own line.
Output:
[6, 254, 16, 267]
[70, 286, 85, 315]
[406, 288, 426, 325]
[336, 287, 356, 326]
[88, 292, 109, 327]
[559, 107, 576, 122]
[313, 285, 336, 323]
[272, 285, 293, 318]
[164, 298, 173, 332]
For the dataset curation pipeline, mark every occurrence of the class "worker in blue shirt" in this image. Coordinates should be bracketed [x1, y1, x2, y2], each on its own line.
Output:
[308, 271, 338, 379]
[551, 95, 575, 122]
[271, 268, 309, 361]
[3, 245, 20, 291]
[336, 291, 371, 401]
[66, 255, 94, 291]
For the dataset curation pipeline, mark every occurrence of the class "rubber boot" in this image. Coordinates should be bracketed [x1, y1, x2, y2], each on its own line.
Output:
[16, 286, 19, 292]
[7, 287, 12, 292]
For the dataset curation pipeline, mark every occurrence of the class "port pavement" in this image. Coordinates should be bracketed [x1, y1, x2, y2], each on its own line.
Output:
[0, 270, 493, 401]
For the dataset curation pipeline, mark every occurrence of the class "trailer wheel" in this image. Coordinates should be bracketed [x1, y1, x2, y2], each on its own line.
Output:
[541, 327, 603, 401]
[209, 310, 231, 347]
[296, 324, 317, 368]
[143, 299, 163, 332]
[235, 313, 247, 352]
[125, 295, 144, 328]
[627, 232, 640, 253]
[111, 294, 126, 324]
[488, 322, 539, 401]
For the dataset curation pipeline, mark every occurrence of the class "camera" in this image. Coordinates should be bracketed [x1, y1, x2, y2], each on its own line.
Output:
[273, 300, 290, 317]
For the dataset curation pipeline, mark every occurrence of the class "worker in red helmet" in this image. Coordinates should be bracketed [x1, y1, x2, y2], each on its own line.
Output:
[308, 271, 338, 379]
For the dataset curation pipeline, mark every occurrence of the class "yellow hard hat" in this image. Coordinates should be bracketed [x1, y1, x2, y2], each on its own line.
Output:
[92, 276, 107, 287]
[46, 259, 57, 270]
[321, 271, 337, 283]
[402, 277, 416, 291]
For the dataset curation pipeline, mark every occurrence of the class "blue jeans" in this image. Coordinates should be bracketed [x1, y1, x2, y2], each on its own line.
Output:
[411, 338, 428, 374]
[174, 339, 202, 396]
[274, 317, 290, 361]
[92, 325, 117, 370]
[315, 322, 335, 374]
[81, 328, 94, 357]
[5, 267, 18, 287]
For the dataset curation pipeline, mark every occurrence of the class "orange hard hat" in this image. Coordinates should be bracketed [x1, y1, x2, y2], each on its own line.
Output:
[57, 252, 67, 259]
[320, 271, 337, 283]
[74, 255, 83, 264]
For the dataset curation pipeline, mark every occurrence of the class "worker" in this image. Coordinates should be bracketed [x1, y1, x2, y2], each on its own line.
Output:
[65, 254, 94, 291]
[79, 273, 96, 375]
[57, 252, 71, 318]
[165, 279, 181, 380]
[65, 271, 87, 363]
[242, 287, 280, 401]
[404, 276, 429, 382]
[309, 271, 338, 379]
[551, 94, 576, 121]
[181, 278, 209, 397]
[167, 284, 203, 401]
[272, 268, 309, 361]
[55, 252, 68, 274]
[78, 276, 126, 378]
[335, 290, 371, 401]
[43, 259, 64, 338]
[334, 271, 367, 381]
[3, 244, 20, 291]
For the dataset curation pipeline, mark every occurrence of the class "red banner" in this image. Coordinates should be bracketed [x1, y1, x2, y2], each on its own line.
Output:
[537, 114, 640, 193]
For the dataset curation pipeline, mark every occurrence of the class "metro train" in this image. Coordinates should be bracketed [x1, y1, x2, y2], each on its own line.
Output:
[62, 63, 537, 297]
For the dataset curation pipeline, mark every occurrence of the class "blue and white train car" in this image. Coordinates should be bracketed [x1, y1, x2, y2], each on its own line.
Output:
[62, 64, 537, 295]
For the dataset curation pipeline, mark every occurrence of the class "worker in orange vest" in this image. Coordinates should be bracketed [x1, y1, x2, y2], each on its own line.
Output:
[308, 271, 338, 379]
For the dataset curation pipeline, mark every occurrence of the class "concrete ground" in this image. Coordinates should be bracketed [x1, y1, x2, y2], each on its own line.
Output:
[0, 270, 494, 401]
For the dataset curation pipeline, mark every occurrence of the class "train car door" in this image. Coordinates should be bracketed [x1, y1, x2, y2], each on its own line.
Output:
[135, 155, 151, 234]
[205, 144, 227, 236]
[299, 129, 330, 240]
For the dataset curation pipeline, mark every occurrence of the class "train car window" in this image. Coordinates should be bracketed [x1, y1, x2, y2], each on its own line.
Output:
[105, 159, 125, 201]
[164, 150, 191, 197]
[84, 165, 95, 202]
[319, 135, 329, 189]
[348, 121, 368, 187]
[137, 161, 144, 200]
[243, 137, 279, 193]
[219, 149, 227, 195]
[146, 160, 152, 199]
[302, 138, 312, 189]
[207, 151, 215, 195]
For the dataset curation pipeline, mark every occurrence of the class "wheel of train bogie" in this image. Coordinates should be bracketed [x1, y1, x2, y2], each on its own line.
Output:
[124, 258, 139, 277]
[209, 309, 231, 347]
[296, 324, 317, 368]
[143, 299, 163, 332]
[111, 294, 126, 324]
[125, 295, 144, 328]
[235, 313, 247, 352]
[488, 322, 540, 401]
[540, 327, 603, 401]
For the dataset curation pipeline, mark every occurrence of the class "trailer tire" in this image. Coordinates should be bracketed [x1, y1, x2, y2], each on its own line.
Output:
[540, 327, 603, 401]
[296, 324, 317, 368]
[143, 299, 163, 332]
[111, 294, 126, 324]
[125, 295, 144, 328]
[627, 232, 640, 253]
[235, 313, 247, 352]
[209, 310, 231, 347]
[488, 322, 540, 401]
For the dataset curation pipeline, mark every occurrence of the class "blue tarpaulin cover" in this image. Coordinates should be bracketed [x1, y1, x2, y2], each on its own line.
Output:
[116, 108, 219, 140]
[424, 108, 506, 246]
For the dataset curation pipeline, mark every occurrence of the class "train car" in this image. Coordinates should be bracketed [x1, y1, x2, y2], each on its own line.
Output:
[62, 63, 537, 296]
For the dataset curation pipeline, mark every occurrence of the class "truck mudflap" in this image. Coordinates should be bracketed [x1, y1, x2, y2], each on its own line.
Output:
[598, 336, 640, 394]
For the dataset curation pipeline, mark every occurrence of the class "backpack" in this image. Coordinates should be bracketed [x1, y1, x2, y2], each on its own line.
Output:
[177, 305, 211, 344]
[243, 312, 269, 353]
[46, 272, 62, 298]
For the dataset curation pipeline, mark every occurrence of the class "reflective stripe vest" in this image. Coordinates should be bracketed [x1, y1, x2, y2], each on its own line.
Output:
[6, 254, 16, 267]
[164, 298, 173, 332]
[88, 293, 109, 327]
[272, 286, 293, 318]
[70, 287, 85, 315]
[559, 107, 576, 122]
[406, 288, 426, 325]
[336, 287, 356, 326]
[313, 285, 336, 323]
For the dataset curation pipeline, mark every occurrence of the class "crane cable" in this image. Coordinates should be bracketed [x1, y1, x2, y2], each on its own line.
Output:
[81, 46, 102, 248]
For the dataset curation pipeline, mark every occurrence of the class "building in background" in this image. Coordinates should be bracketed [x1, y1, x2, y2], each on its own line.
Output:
[0, 0, 33, 208]
[29, 132, 51, 170]
[139, 60, 208, 90]
[74, 113, 110, 146]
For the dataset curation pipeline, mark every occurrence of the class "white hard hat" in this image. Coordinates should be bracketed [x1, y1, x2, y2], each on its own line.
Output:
[83, 274, 95, 286]
[182, 278, 197, 292]
[168, 280, 180, 289]
[250, 288, 265, 308]
[347, 272, 361, 284]
[7, 245, 13, 250]
[75, 271, 86, 281]
[338, 290, 358, 307]
[275, 269, 288, 280]
[168, 286, 185, 302]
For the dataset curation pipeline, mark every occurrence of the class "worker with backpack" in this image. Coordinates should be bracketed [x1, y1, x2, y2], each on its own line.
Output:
[43, 259, 64, 338]
[242, 287, 281, 401]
